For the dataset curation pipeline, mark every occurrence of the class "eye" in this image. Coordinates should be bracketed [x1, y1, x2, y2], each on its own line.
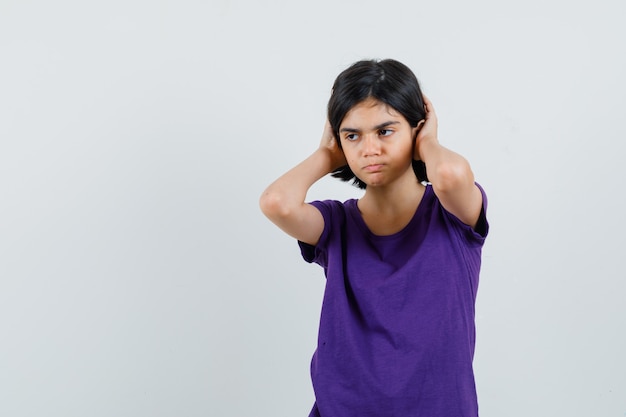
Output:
[379, 129, 393, 137]
[344, 133, 359, 142]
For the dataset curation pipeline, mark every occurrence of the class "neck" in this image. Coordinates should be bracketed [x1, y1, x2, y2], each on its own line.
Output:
[360, 171, 424, 215]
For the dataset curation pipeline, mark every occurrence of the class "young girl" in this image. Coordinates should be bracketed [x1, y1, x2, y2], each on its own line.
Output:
[260, 59, 489, 417]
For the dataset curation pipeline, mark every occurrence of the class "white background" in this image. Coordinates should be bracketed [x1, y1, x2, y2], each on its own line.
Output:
[1, 0, 625, 416]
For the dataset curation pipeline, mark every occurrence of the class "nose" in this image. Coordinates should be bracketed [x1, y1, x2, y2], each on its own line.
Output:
[362, 133, 381, 156]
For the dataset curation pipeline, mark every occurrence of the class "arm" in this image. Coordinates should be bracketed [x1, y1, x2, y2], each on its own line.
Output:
[259, 122, 347, 245]
[415, 96, 484, 229]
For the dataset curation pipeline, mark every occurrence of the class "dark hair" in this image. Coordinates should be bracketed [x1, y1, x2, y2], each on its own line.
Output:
[327, 59, 428, 189]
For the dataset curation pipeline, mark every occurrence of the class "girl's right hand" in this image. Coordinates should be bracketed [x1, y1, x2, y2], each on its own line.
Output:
[319, 120, 347, 172]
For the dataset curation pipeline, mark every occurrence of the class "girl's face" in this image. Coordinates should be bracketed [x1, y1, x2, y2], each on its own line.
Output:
[338, 98, 418, 188]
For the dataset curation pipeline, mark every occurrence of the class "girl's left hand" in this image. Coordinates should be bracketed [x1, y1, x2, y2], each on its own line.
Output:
[414, 95, 439, 160]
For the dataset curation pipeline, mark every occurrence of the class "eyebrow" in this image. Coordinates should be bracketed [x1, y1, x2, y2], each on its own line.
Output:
[339, 121, 400, 133]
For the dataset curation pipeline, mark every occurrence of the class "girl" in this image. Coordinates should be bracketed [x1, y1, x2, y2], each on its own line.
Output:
[260, 59, 489, 417]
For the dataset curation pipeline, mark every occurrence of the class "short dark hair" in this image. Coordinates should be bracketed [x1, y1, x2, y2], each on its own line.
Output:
[327, 59, 428, 189]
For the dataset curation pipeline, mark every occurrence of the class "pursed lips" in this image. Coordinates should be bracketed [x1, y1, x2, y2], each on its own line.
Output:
[363, 163, 384, 172]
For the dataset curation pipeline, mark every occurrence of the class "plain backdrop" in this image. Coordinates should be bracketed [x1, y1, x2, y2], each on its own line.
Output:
[1, 0, 625, 416]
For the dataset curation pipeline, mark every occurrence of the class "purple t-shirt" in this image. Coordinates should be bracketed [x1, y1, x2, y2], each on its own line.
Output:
[298, 184, 489, 417]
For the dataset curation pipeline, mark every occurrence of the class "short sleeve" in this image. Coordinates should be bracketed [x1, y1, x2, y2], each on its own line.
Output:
[471, 182, 489, 239]
[297, 200, 333, 266]
[441, 182, 489, 245]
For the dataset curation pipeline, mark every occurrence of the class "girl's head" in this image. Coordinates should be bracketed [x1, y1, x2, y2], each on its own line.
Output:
[327, 59, 428, 188]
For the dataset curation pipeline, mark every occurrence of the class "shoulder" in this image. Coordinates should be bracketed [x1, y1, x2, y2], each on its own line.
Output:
[308, 199, 355, 219]
[306, 199, 357, 238]
[307, 198, 357, 240]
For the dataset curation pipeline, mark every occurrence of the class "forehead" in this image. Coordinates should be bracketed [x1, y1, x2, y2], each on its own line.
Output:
[341, 98, 403, 126]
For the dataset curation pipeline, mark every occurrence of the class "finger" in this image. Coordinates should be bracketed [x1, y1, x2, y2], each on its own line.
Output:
[422, 94, 434, 109]
[422, 95, 437, 119]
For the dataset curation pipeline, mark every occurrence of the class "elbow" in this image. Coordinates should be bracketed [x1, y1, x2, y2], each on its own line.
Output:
[431, 159, 474, 193]
[259, 190, 293, 221]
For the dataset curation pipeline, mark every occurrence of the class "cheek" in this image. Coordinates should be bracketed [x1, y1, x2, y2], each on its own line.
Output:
[344, 152, 360, 170]
[341, 146, 356, 160]
[346, 156, 358, 168]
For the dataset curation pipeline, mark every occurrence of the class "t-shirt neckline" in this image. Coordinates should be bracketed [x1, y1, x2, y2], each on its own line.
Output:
[346, 184, 432, 240]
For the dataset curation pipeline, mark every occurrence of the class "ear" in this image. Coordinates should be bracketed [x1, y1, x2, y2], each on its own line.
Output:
[413, 119, 426, 138]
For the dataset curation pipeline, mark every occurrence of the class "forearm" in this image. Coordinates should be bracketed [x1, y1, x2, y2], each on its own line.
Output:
[412, 96, 482, 228]
[259, 148, 333, 220]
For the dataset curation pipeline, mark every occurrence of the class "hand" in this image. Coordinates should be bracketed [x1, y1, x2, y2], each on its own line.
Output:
[319, 120, 347, 171]
[414, 95, 439, 161]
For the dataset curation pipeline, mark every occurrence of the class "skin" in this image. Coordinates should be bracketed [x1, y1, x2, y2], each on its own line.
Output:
[259, 96, 483, 245]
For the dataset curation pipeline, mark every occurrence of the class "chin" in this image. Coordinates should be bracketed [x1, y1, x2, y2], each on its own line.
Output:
[365, 179, 386, 188]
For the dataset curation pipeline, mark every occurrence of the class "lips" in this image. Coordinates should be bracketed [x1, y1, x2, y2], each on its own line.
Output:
[363, 164, 384, 172]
